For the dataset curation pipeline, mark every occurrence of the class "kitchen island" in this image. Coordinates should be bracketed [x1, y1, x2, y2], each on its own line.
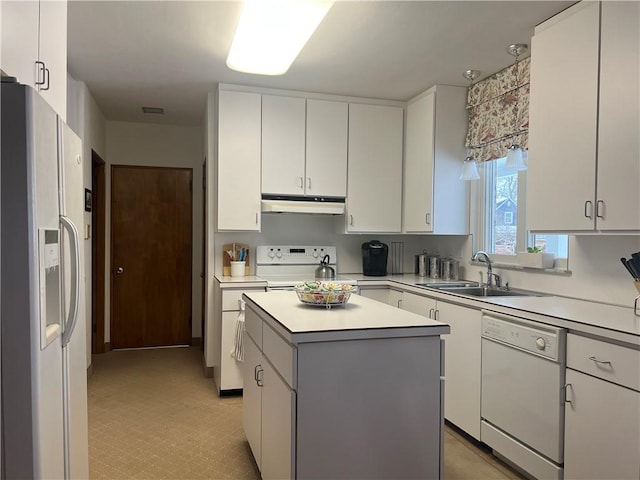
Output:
[241, 291, 450, 480]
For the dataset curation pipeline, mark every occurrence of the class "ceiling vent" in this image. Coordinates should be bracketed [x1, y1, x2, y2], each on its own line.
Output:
[142, 106, 165, 115]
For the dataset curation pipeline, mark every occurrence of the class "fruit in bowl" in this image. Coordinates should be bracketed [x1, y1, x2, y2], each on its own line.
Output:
[294, 281, 357, 307]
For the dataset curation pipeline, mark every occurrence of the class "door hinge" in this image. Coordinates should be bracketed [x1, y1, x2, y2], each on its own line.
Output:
[189, 179, 193, 192]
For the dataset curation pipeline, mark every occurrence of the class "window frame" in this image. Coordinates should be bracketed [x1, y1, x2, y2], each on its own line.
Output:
[473, 159, 529, 264]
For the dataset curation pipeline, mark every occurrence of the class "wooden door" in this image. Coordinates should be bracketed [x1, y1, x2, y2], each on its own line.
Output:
[111, 166, 192, 348]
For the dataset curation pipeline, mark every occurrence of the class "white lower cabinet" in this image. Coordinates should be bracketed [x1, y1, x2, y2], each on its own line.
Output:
[564, 369, 640, 480]
[564, 334, 640, 480]
[358, 287, 390, 304]
[438, 302, 481, 440]
[260, 359, 296, 480]
[242, 335, 262, 467]
[213, 282, 265, 393]
[400, 291, 437, 318]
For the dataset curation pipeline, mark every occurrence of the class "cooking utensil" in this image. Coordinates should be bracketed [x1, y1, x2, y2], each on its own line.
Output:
[315, 254, 336, 280]
[620, 257, 638, 279]
[626, 258, 640, 280]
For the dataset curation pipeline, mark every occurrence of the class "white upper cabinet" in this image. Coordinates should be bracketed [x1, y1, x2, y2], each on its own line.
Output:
[262, 95, 306, 196]
[404, 85, 468, 234]
[595, 1, 640, 231]
[344, 103, 403, 233]
[528, 1, 639, 232]
[216, 89, 262, 231]
[305, 99, 348, 198]
[262, 96, 348, 198]
[0, 0, 67, 120]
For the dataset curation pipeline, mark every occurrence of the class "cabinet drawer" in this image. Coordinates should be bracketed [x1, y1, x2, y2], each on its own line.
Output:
[263, 323, 297, 389]
[567, 334, 640, 391]
[245, 307, 262, 348]
[222, 288, 263, 311]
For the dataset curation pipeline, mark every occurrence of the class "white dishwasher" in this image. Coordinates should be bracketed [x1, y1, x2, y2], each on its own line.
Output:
[480, 311, 566, 480]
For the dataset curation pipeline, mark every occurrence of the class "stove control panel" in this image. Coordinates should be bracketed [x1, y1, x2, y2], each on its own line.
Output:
[256, 246, 337, 265]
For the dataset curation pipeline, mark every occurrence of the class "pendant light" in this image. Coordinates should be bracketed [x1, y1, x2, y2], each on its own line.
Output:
[460, 69, 481, 181]
[505, 44, 528, 171]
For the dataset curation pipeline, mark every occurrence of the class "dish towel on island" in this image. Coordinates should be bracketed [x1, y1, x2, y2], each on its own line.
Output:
[231, 300, 245, 362]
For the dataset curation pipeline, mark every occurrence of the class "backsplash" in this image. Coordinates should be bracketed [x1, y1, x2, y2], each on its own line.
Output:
[213, 214, 467, 275]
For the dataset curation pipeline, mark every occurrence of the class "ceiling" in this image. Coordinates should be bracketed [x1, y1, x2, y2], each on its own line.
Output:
[67, 0, 574, 126]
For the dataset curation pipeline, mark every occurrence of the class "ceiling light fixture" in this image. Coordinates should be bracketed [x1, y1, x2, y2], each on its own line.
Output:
[226, 0, 334, 76]
[460, 69, 481, 181]
[505, 43, 528, 171]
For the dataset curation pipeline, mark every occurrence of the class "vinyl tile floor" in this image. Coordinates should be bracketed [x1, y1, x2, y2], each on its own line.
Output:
[88, 346, 525, 480]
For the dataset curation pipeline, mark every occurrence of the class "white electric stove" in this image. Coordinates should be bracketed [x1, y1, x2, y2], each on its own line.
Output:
[255, 245, 356, 289]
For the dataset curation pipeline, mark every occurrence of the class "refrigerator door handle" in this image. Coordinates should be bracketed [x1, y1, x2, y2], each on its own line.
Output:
[60, 215, 80, 346]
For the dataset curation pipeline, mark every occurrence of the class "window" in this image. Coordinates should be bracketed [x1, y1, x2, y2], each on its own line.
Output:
[475, 157, 568, 264]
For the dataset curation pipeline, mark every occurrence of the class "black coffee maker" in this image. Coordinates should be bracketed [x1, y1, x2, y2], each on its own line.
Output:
[362, 240, 389, 276]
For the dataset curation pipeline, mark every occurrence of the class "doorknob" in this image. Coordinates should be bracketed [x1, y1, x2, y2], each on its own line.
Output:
[115, 267, 124, 275]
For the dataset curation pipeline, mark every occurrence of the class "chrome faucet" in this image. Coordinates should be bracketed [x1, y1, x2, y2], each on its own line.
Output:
[472, 250, 494, 287]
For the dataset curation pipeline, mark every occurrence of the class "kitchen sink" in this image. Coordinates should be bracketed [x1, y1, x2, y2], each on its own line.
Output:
[415, 282, 478, 288]
[425, 285, 541, 297]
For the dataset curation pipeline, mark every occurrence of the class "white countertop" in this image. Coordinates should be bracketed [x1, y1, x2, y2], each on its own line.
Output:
[217, 273, 640, 343]
[242, 291, 450, 344]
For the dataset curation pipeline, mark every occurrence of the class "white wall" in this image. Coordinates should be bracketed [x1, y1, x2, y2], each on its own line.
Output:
[67, 74, 107, 369]
[105, 121, 204, 342]
[462, 235, 640, 308]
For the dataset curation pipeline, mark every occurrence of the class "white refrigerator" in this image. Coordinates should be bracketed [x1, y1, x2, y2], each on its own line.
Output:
[1, 80, 89, 479]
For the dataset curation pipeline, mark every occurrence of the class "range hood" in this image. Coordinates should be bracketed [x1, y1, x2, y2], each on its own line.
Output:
[261, 195, 345, 214]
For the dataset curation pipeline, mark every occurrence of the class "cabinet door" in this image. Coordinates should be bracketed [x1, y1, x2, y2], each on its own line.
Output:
[1, 1, 39, 88]
[262, 95, 306, 196]
[358, 288, 389, 305]
[388, 289, 403, 309]
[305, 99, 348, 198]
[219, 312, 244, 390]
[217, 90, 261, 231]
[38, 0, 67, 120]
[400, 291, 436, 318]
[404, 90, 435, 233]
[564, 369, 640, 480]
[242, 335, 262, 470]
[261, 359, 296, 480]
[439, 302, 481, 439]
[346, 104, 403, 233]
[596, 1, 640, 231]
[528, 2, 600, 232]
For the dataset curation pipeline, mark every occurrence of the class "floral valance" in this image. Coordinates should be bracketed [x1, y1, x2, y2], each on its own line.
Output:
[465, 56, 530, 163]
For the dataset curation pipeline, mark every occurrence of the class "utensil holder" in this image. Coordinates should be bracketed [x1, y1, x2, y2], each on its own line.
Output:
[230, 261, 246, 277]
[390, 242, 404, 275]
[634, 281, 640, 317]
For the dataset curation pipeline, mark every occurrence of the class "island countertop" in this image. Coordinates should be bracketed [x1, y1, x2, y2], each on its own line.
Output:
[242, 290, 450, 344]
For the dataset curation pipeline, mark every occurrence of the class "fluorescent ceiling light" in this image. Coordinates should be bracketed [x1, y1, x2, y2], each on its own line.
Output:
[227, 0, 334, 75]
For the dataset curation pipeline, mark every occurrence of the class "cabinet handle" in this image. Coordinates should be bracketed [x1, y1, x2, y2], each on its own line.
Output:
[397, 299, 402, 308]
[596, 200, 605, 219]
[564, 383, 573, 405]
[42, 67, 50, 91]
[298, 177, 304, 189]
[588, 356, 613, 368]
[426, 213, 431, 225]
[434, 309, 440, 321]
[428, 308, 435, 319]
[306, 177, 311, 190]
[255, 365, 264, 387]
[584, 200, 593, 219]
[349, 215, 353, 226]
[35, 61, 46, 86]
[255, 212, 259, 224]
